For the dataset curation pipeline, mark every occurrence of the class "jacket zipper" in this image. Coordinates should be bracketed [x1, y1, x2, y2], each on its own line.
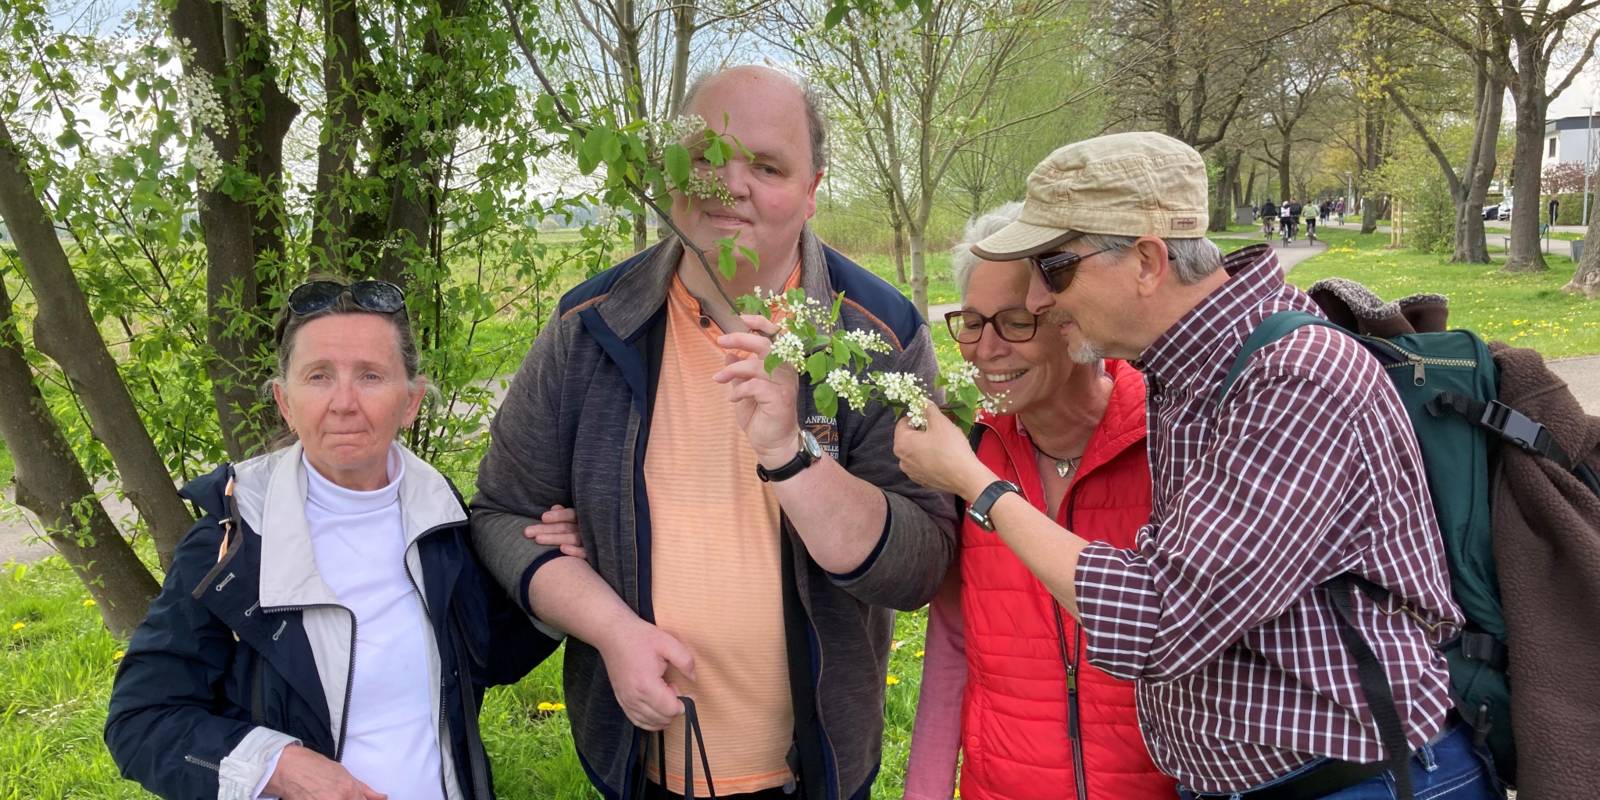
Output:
[262, 603, 358, 761]
[1367, 338, 1477, 386]
[1057, 493, 1088, 800]
[184, 754, 221, 772]
[404, 522, 462, 800]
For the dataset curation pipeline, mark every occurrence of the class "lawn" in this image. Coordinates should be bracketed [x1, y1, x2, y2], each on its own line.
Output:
[1286, 229, 1600, 358]
[0, 550, 932, 799]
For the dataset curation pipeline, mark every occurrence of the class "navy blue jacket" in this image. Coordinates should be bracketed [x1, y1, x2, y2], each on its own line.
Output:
[105, 461, 556, 799]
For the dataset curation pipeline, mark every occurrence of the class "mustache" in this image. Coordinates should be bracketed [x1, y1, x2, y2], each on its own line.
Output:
[1041, 309, 1073, 327]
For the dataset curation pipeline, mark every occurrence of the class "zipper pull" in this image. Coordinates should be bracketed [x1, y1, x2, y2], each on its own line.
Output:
[1409, 354, 1425, 386]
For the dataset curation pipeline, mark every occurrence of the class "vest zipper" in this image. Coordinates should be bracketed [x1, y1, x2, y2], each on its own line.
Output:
[1056, 493, 1088, 800]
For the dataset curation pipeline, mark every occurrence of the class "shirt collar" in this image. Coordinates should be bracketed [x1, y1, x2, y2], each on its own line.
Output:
[1137, 244, 1282, 392]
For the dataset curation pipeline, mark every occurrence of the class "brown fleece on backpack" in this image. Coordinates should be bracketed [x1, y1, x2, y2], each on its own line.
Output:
[1488, 342, 1600, 798]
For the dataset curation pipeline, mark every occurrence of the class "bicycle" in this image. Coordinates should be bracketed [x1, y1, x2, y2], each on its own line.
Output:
[1305, 218, 1318, 244]
[1280, 218, 1294, 245]
[1261, 216, 1275, 238]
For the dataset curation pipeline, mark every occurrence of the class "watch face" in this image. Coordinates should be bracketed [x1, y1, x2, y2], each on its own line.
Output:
[799, 429, 823, 459]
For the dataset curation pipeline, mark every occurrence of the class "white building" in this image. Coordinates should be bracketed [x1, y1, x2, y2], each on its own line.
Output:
[1540, 112, 1600, 172]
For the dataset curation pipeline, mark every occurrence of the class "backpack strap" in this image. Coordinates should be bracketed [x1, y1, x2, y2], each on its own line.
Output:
[1217, 311, 1338, 411]
[1221, 314, 1417, 799]
[1428, 391, 1575, 471]
[1324, 574, 1417, 800]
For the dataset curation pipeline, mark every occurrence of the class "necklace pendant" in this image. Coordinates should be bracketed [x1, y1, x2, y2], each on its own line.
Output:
[1056, 458, 1078, 480]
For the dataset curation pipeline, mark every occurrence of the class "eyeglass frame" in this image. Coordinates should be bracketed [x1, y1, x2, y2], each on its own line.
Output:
[943, 307, 1042, 344]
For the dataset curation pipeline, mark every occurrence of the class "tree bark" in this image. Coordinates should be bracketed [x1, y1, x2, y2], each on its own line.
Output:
[171, 0, 298, 460]
[0, 276, 159, 638]
[0, 116, 192, 569]
[310, 0, 366, 273]
[1210, 150, 1241, 232]
[1505, 60, 1550, 272]
[1571, 191, 1600, 297]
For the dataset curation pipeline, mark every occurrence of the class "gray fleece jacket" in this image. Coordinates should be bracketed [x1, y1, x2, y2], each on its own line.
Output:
[470, 229, 958, 800]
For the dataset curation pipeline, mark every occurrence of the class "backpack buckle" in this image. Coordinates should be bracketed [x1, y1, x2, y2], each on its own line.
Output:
[1479, 400, 1553, 456]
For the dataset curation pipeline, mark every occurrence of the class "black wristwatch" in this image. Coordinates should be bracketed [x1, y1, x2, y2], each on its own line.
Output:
[757, 430, 824, 483]
[966, 480, 1021, 531]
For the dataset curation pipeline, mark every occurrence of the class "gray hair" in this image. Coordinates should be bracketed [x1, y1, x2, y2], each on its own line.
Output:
[952, 201, 1025, 298]
[682, 68, 828, 174]
[1076, 233, 1224, 285]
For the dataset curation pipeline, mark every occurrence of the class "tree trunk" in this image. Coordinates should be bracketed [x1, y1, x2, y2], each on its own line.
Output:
[0, 277, 159, 638]
[667, 0, 696, 116]
[171, 0, 297, 460]
[0, 116, 192, 569]
[1505, 50, 1549, 272]
[1454, 69, 1502, 263]
[1570, 192, 1600, 297]
[310, 0, 365, 273]
[1277, 138, 1292, 201]
[908, 227, 928, 318]
[1210, 151, 1241, 232]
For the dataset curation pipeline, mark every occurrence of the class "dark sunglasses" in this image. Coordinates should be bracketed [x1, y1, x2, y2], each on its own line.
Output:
[286, 280, 407, 317]
[1028, 246, 1117, 294]
[945, 307, 1040, 344]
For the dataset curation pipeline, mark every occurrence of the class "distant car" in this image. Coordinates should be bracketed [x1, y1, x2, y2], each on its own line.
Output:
[1483, 199, 1513, 220]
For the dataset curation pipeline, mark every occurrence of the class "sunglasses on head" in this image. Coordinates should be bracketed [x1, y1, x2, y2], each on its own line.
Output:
[286, 280, 407, 317]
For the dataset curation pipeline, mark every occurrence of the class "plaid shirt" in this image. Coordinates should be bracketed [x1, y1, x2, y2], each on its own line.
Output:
[1072, 244, 1463, 793]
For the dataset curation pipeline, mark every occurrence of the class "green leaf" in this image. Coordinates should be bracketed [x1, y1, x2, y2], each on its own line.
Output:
[55, 128, 81, 149]
[824, 3, 848, 30]
[830, 291, 844, 324]
[764, 353, 783, 374]
[737, 245, 759, 271]
[664, 144, 691, 186]
[815, 384, 838, 418]
[736, 294, 767, 315]
[717, 242, 737, 280]
[805, 351, 830, 383]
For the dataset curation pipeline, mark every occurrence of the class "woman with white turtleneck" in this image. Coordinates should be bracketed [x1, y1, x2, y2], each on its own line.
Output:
[108, 280, 565, 800]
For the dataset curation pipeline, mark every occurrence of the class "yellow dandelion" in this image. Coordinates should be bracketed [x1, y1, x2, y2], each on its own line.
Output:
[113, 650, 125, 660]
[536, 701, 567, 712]
[886, 675, 901, 686]
[83, 598, 97, 607]
[10, 621, 24, 631]
[915, 650, 925, 658]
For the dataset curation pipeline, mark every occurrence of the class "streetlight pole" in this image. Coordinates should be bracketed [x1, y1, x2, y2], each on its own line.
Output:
[1585, 101, 1594, 226]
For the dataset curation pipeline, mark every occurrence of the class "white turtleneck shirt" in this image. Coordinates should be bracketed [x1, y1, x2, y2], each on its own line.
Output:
[302, 449, 446, 800]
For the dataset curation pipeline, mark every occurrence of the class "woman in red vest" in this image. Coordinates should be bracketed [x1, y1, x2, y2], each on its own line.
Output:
[904, 203, 1174, 800]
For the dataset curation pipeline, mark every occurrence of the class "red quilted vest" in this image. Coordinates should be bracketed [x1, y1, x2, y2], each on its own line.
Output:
[957, 360, 1174, 800]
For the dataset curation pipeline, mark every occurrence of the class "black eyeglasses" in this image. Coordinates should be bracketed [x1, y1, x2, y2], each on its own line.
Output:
[1028, 247, 1117, 294]
[286, 280, 406, 316]
[944, 307, 1040, 344]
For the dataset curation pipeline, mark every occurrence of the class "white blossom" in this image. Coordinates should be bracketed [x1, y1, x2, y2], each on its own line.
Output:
[825, 367, 871, 408]
[844, 328, 891, 354]
[770, 331, 807, 370]
[872, 371, 931, 429]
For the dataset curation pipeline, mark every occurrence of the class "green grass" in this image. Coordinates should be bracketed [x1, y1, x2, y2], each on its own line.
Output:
[1, 551, 931, 799]
[1288, 229, 1600, 358]
[854, 252, 960, 308]
[0, 442, 12, 490]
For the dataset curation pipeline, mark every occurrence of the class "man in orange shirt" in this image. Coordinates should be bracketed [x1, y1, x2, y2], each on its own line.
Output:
[472, 65, 957, 800]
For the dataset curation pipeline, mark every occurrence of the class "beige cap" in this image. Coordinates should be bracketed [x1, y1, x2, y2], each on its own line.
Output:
[973, 131, 1209, 260]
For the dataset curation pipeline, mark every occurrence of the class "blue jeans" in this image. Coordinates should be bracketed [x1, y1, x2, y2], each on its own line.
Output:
[1178, 725, 1501, 799]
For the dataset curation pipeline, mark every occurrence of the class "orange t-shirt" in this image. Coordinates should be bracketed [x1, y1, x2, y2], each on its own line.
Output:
[642, 268, 801, 795]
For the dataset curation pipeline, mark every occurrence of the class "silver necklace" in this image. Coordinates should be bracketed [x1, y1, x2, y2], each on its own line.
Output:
[1034, 443, 1082, 481]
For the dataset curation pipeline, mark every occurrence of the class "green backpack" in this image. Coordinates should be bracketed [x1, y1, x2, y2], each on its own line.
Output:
[1219, 311, 1548, 792]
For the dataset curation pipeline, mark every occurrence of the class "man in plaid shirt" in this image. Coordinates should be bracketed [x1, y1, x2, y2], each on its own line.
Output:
[894, 132, 1499, 799]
